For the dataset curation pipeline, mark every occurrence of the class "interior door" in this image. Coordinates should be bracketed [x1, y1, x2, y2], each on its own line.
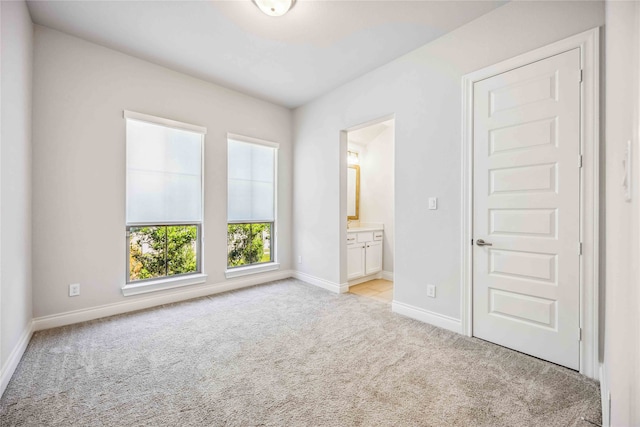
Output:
[472, 48, 581, 370]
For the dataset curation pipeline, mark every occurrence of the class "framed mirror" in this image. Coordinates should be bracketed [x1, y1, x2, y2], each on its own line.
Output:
[347, 165, 360, 220]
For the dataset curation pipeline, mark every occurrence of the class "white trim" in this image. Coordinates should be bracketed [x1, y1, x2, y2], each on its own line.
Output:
[227, 132, 279, 149]
[392, 301, 462, 334]
[600, 363, 611, 427]
[343, 114, 395, 133]
[123, 110, 207, 134]
[34, 270, 294, 331]
[293, 271, 349, 294]
[225, 262, 280, 279]
[1, 321, 33, 397]
[461, 71, 474, 339]
[122, 273, 208, 297]
[381, 270, 394, 281]
[461, 27, 600, 379]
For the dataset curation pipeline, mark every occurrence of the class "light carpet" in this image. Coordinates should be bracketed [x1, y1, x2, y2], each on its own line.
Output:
[1, 279, 601, 426]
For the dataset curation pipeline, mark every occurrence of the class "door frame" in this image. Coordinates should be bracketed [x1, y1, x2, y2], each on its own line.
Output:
[461, 28, 600, 379]
[340, 114, 395, 288]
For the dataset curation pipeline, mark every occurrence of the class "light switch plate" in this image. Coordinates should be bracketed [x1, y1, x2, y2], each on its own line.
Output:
[428, 197, 438, 210]
[427, 284, 436, 298]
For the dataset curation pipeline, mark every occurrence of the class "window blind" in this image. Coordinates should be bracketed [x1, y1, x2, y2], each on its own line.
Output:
[227, 137, 277, 222]
[126, 114, 204, 224]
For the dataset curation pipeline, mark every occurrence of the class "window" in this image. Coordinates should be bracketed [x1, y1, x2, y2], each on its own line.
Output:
[227, 134, 278, 272]
[125, 111, 206, 287]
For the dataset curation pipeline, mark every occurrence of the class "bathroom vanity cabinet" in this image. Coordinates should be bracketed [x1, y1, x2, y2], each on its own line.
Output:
[347, 227, 383, 282]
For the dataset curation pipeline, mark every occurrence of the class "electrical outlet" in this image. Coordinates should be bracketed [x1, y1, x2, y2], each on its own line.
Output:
[298, 256, 302, 264]
[428, 197, 438, 210]
[69, 283, 80, 297]
[427, 284, 436, 298]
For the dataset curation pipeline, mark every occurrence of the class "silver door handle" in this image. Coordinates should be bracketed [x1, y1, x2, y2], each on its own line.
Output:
[476, 239, 493, 247]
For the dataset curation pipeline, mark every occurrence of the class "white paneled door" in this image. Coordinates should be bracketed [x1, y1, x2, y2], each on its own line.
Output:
[472, 49, 581, 370]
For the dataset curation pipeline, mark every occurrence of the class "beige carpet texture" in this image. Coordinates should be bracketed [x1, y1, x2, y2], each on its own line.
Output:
[1, 279, 601, 426]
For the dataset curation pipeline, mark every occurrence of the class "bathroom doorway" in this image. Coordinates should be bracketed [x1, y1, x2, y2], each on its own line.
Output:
[343, 117, 395, 303]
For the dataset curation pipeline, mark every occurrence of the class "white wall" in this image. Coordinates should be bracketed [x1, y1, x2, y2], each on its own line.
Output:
[0, 0, 33, 379]
[603, 1, 640, 425]
[31, 26, 292, 318]
[354, 126, 394, 274]
[293, 1, 604, 319]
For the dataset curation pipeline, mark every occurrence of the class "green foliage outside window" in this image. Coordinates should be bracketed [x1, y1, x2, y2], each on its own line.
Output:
[227, 223, 272, 267]
[129, 225, 198, 281]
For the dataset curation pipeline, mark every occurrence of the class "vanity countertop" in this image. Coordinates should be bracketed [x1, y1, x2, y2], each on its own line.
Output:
[347, 224, 383, 233]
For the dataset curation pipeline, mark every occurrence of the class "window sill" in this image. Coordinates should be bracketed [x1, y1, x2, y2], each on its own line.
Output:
[122, 273, 208, 297]
[225, 263, 280, 279]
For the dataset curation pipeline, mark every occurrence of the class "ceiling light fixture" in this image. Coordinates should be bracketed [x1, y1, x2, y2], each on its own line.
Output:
[252, 0, 296, 17]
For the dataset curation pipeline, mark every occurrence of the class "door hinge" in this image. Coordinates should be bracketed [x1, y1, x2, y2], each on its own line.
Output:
[471, 239, 474, 246]
[579, 242, 583, 255]
[579, 69, 583, 83]
[579, 328, 582, 341]
[578, 155, 583, 168]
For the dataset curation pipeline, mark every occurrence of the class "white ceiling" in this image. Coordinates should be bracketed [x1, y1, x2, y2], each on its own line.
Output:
[27, 0, 506, 108]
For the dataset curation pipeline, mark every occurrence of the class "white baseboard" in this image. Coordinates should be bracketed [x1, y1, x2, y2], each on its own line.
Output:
[392, 300, 462, 334]
[1, 320, 34, 397]
[33, 269, 294, 331]
[381, 270, 394, 281]
[293, 271, 348, 294]
[600, 362, 611, 427]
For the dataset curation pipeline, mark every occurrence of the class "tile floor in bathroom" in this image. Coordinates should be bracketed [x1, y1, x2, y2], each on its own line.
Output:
[348, 279, 393, 303]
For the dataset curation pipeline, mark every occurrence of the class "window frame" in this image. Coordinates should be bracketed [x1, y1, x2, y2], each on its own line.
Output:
[226, 221, 274, 269]
[225, 133, 279, 277]
[126, 223, 203, 285]
[123, 111, 207, 294]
